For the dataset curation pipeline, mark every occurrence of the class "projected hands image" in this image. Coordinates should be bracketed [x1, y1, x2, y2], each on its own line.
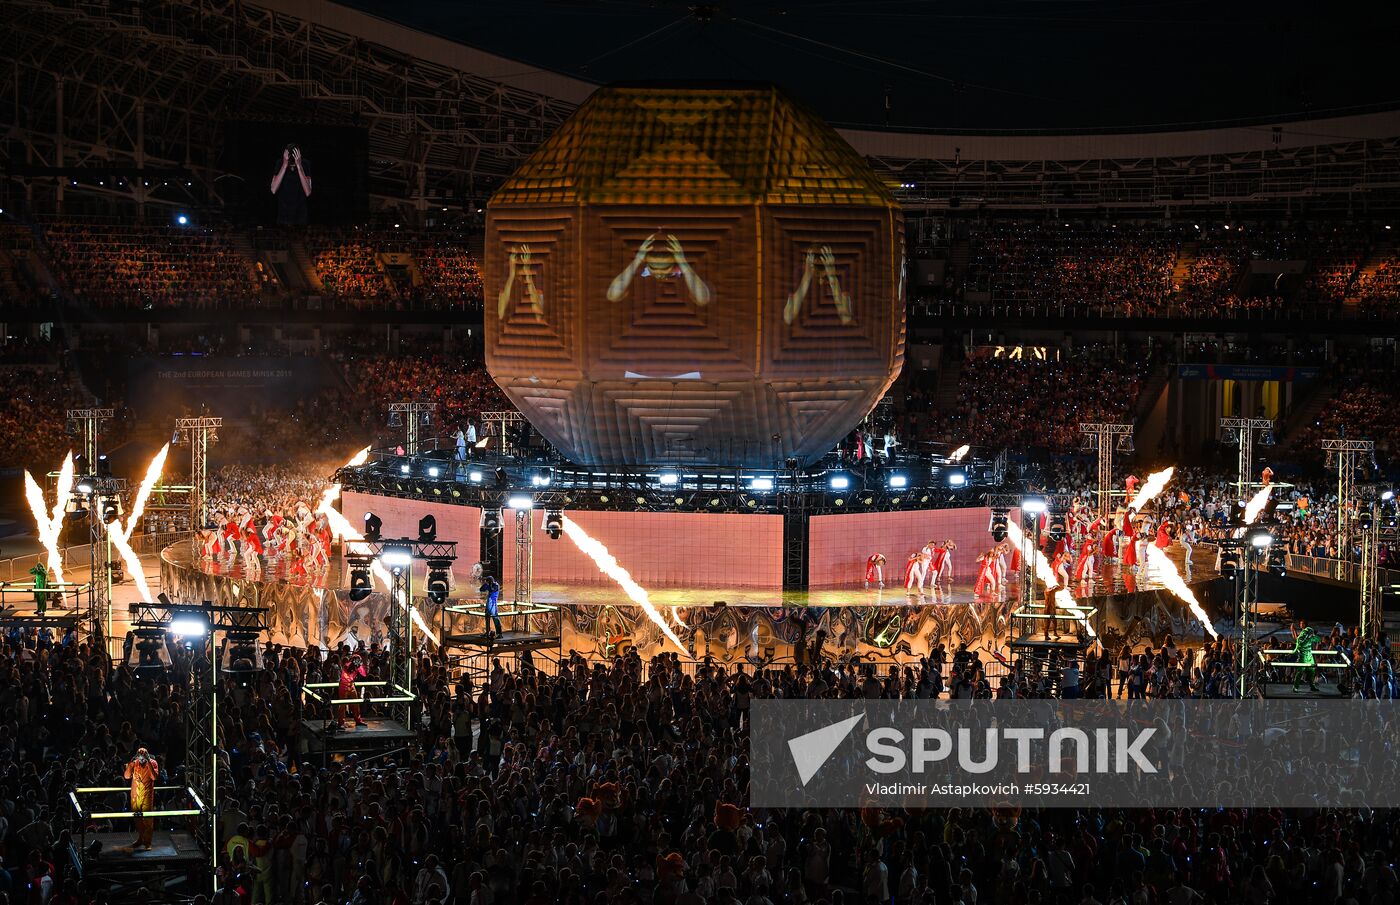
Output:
[270, 143, 312, 226]
[497, 243, 545, 318]
[607, 232, 711, 306]
[784, 244, 852, 324]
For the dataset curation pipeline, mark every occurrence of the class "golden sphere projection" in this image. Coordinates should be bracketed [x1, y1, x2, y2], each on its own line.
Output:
[485, 84, 905, 467]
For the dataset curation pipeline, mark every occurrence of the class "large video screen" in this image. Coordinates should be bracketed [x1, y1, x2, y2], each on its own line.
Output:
[504, 510, 784, 589]
[222, 120, 368, 225]
[807, 507, 1000, 589]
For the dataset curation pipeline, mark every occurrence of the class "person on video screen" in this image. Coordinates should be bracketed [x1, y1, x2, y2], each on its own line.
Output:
[271, 143, 312, 225]
[607, 233, 711, 306]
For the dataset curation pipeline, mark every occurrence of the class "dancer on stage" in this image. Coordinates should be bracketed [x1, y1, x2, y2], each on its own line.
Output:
[124, 746, 159, 850]
[1073, 534, 1097, 584]
[904, 549, 929, 595]
[973, 550, 999, 598]
[1290, 624, 1320, 693]
[1121, 508, 1139, 573]
[931, 540, 956, 592]
[338, 654, 368, 728]
[30, 561, 50, 616]
[1154, 520, 1173, 551]
[864, 553, 886, 588]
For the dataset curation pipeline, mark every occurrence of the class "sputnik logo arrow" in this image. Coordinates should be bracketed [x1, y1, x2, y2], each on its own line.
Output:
[788, 714, 864, 786]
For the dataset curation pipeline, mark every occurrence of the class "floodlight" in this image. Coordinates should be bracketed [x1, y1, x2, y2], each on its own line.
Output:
[507, 495, 534, 511]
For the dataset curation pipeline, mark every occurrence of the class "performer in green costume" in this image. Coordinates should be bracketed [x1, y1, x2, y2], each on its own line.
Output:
[1291, 624, 1319, 693]
[29, 562, 49, 616]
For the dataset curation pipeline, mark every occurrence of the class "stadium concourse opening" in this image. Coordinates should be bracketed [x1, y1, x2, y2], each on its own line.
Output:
[2, 1, 1400, 903]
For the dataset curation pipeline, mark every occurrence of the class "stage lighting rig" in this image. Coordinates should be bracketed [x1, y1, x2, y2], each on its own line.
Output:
[990, 512, 1009, 542]
[347, 555, 374, 602]
[481, 508, 502, 531]
[364, 512, 383, 541]
[418, 514, 437, 543]
[425, 559, 452, 604]
[544, 510, 564, 540]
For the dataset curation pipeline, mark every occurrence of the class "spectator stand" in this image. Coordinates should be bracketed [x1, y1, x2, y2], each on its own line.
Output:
[301, 536, 455, 764]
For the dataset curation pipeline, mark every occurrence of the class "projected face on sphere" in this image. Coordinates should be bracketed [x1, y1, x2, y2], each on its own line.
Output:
[607, 233, 711, 306]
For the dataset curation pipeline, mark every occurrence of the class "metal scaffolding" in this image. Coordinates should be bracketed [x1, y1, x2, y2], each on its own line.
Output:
[1219, 417, 1275, 499]
[388, 402, 437, 455]
[1079, 423, 1134, 520]
[513, 507, 534, 609]
[65, 407, 113, 467]
[174, 416, 221, 528]
[70, 473, 127, 646]
[1359, 499, 1397, 640]
[1323, 438, 1375, 581]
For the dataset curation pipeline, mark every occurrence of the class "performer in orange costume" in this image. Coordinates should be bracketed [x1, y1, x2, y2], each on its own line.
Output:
[124, 747, 159, 850]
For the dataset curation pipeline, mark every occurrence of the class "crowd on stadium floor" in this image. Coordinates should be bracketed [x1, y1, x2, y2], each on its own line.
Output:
[1, 632, 1397, 905]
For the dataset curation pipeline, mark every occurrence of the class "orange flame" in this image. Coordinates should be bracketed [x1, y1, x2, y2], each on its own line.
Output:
[1005, 519, 1095, 638]
[560, 515, 686, 652]
[1129, 467, 1174, 511]
[106, 444, 171, 601]
[1242, 485, 1271, 524]
[23, 452, 74, 584]
[1145, 545, 1218, 639]
[948, 444, 970, 463]
[317, 447, 438, 645]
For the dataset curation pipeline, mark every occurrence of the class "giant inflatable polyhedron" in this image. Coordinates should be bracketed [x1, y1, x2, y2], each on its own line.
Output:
[485, 85, 904, 467]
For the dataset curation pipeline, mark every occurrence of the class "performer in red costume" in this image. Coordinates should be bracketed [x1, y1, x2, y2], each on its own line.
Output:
[1073, 536, 1097, 583]
[931, 540, 956, 591]
[864, 553, 886, 588]
[124, 747, 159, 850]
[338, 654, 368, 728]
[1121, 508, 1139, 571]
[973, 550, 999, 598]
[1154, 521, 1173, 550]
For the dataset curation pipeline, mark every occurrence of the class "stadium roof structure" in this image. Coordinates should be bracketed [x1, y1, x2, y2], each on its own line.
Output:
[3, 0, 1400, 216]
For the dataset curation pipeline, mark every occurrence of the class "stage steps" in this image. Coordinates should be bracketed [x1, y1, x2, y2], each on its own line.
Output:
[1171, 241, 1198, 293]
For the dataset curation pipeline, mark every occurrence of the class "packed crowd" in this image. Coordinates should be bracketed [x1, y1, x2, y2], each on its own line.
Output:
[1352, 251, 1400, 312]
[340, 354, 513, 447]
[4, 629, 1398, 905]
[43, 223, 260, 308]
[905, 346, 1151, 455]
[0, 364, 93, 471]
[308, 228, 484, 309]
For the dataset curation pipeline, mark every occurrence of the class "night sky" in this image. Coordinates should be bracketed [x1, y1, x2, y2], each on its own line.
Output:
[336, 0, 1400, 131]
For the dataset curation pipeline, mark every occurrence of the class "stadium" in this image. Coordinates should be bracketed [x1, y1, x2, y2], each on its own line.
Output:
[1, 0, 1399, 902]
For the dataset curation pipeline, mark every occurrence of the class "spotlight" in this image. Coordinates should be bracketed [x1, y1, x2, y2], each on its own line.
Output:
[948, 471, 967, 488]
[531, 472, 552, 487]
[348, 558, 373, 602]
[749, 477, 774, 491]
[380, 544, 412, 567]
[659, 472, 679, 486]
[388, 411, 403, 428]
[421, 411, 432, 426]
[169, 613, 209, 638]
[425, 559, 452, 604]
[887, 474, 907, 489]
[1020, 498, 1047, 515]
[481, 508, 502, 530]
[363, 512, 382, 542]
[76, 480, 95, 494]
[96, 454, 112, 477]
[175, 213, 189, 226]
[1247, 527, 1274, 549]
[544, 509, 563, 540]
[418, 514, 437, 542]
[1384, 490, 1395, 502]
[507, 494, 534, 511]
[101, 499, 122, 524]
[469, 470, 483, 483]
[830, 474, 850, 490]
[990, 512, 1009, 543]
[1048, 515, 1067, 542]
[427, 466, 440, 478]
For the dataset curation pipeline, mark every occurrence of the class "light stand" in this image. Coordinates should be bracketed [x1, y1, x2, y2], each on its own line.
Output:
[1079, 423, 1134, 521]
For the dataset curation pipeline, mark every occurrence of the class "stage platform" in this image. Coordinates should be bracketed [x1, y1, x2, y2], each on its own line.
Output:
[301, 717, 416, 762]
[1261, 681, 1345, 699]
[443, 629, 558, 651]
[70, 830, 204, 877]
